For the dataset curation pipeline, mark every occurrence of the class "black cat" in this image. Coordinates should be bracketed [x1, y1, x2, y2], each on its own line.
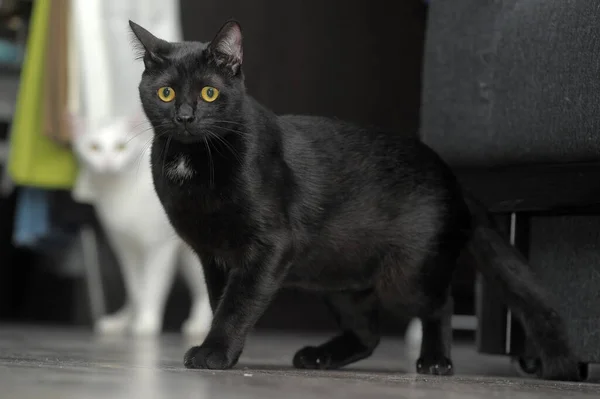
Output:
[129, 20, 582, 381]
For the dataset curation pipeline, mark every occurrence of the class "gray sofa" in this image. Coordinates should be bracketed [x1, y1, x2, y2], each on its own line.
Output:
[420, 0, 600, 375]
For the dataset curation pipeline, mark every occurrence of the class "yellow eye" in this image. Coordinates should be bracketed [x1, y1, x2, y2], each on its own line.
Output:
[201, 86, 220, 102]
[90, 143, 100, 151]
[158, 87, 176, 102]
[115, 142, 126, 151]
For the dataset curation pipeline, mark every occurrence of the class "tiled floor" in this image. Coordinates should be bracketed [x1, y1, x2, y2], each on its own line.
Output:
[1, 326, 599, 398]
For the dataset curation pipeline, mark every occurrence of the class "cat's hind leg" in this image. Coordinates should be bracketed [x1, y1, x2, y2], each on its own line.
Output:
[416, 297, 454, 376]
[376, 248, 457, 376]
[293, 289, 380, 370]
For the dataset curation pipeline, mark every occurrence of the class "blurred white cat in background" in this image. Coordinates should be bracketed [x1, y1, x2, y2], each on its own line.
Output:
[71, 113, 212, 338]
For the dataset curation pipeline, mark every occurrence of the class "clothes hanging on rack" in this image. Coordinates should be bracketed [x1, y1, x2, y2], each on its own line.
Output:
[12, 0, 184, 248]
[13, 186, 95, 254]
[13, 187, 49, 248]
[12, 188, 73, 255]
[7, 0, 77, 189]
[43, 0, 72, 146]
[9, 0, 80, 257]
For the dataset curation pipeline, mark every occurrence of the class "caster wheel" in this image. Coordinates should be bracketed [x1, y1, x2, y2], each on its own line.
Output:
[511, 356, 541, 378]
[511, 357, 590, 381]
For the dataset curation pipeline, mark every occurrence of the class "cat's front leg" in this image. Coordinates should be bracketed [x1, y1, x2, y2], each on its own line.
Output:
[184, 242, 291, 370]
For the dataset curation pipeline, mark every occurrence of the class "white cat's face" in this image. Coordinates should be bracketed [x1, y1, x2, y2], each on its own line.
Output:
[73, 117, 149, 174]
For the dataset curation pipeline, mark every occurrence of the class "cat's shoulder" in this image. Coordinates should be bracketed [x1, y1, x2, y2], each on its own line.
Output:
[276, 115, 370, 143]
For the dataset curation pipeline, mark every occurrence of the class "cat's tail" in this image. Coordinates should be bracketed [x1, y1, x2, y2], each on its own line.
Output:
[464, 193, 584, 381]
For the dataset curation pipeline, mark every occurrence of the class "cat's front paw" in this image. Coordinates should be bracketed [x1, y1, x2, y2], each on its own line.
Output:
[416, 356, 454, 376]
[184, 344, 240, 370]
[94, 310, 132, 335]
[130, 315, 161, 337]
[293, 346, 334, 369]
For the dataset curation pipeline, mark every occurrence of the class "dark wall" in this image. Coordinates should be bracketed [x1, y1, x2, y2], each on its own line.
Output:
[180, 0, 427, 133]
[178, 0, 429, 333]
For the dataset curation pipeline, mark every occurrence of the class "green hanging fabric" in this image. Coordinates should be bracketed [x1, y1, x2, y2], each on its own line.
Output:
[8, 0, 77, 189]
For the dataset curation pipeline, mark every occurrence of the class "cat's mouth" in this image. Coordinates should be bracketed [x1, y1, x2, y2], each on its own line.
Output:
[169, 128, 205, 144]
[156, 122, 216, 144]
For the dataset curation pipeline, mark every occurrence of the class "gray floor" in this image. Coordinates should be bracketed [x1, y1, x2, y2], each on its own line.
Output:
[1, 326, 599, 398]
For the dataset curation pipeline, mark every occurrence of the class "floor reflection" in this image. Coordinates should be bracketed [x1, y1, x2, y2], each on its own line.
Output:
[0, 326, 598, 399]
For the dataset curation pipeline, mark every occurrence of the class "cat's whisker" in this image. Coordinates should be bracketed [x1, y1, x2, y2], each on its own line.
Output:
[161, 136, 172, 179]
[203, 130, 227, 160]
[131, 120, 171, 129]
[130, 132, 167, 178]
[130, 121, 152, 129]
[206, 130, 243, 165]
[212, 125, 248, 135]
[210, 119, 247, 127]
[134, 137, 155, 176]
[211, 124, 249, 138]
[211, 132, 243, 166]
[202, 136, 215, 188]
[209, 119, 249, 134]
[128, 122, 174, 142]
[127, 128, 156, 143]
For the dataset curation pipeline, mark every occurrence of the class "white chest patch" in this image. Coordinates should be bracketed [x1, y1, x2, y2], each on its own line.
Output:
[166, 155, 195, 183]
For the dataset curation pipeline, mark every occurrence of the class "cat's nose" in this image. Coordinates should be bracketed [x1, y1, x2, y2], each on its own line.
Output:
[175, 114, 196, 124]
[175, 104, 196, 125]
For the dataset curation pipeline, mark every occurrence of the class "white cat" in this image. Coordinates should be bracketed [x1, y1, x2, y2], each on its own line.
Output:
[71, 113, 212, 338]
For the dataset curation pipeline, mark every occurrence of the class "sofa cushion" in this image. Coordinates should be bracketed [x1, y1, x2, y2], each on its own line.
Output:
[420, 0, 600, 168]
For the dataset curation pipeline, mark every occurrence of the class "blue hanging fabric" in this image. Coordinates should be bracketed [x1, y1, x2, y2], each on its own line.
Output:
[13, 187, 79, 254]
[13, 187, 50, 248]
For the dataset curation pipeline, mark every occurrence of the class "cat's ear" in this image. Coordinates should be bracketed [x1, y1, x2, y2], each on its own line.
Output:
[129, 20, 171, 69]
[206, 20, 243, 75]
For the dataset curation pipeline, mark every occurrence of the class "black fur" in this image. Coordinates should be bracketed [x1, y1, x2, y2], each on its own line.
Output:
[129, 20, 582, 380]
